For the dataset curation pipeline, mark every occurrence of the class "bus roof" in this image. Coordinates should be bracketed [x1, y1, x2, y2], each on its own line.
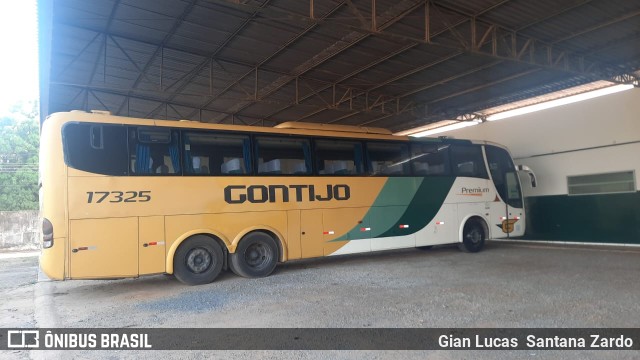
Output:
[47, 110, 478, 145]
[275, 121, 392, 135]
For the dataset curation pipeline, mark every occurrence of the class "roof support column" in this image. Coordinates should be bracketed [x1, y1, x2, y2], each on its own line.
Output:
[424, 0, 430, 43]
[255, 67, 259, 101]
[372, 0, 377, 31]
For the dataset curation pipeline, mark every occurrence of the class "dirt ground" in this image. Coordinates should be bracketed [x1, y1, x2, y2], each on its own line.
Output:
[1, 241, 639, 359]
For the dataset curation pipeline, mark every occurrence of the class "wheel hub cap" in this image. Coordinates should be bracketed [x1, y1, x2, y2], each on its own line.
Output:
[467, 229, 482, 244]
[186, 248, 212, 273]
[245, 244, 270, 269]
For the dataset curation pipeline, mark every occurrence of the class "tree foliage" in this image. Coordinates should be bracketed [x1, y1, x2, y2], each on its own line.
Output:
[0, 100, 39, 210]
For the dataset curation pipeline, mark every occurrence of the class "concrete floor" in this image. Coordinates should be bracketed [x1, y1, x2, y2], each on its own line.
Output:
[1, 241, 639, 359]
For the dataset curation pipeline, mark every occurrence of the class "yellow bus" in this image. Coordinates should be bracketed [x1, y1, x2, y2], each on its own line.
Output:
[40, 111, 533, 285]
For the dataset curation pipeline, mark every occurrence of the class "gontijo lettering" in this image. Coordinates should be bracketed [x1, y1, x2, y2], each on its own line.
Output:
[224, 184, 351, 204]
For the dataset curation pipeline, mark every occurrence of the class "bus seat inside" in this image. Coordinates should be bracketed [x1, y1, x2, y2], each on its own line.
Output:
[292, 161, 307, 175]
[414, 162, 429, 175]
[258, 159, 282, 174]
[427, 164, 445, 175]
[221, 158, 242, 174]
[457, 161, 476, 176]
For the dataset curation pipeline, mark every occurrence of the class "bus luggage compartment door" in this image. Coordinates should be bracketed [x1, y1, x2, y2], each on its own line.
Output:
[69, 218, 138, 278]
[139, 216, 165, 275]
[300, 209, 324, 258]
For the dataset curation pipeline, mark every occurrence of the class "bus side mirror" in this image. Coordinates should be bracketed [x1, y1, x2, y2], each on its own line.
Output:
[516, 165, 537, 188]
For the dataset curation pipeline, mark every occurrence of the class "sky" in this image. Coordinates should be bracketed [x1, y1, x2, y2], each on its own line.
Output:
[0, 0, 39, 113]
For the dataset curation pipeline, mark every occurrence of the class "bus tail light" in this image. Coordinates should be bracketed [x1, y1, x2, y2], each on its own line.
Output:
[43, 218, 54, 248]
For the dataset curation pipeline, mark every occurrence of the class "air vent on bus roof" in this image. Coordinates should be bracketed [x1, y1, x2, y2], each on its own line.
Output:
[91, 110, 112, 115]
[275, 121, 392, 135]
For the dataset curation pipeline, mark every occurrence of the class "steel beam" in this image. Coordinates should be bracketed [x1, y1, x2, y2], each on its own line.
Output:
[184, 1, 351, 121]
[257, 0, 638, 124]
[115, 0, 198, 115]
[219, 0, 427, 123]
[54, 0, 639, 125]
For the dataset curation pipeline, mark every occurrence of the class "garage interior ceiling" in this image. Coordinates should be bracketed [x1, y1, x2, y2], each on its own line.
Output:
[39, 0, 640, 132]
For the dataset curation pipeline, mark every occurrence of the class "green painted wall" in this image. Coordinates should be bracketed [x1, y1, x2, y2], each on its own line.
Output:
[522, 192, 640, 244]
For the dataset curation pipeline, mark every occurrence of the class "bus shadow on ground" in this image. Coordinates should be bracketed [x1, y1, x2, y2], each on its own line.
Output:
[274, 244, 462, 274]
[42, 242, 487, 297]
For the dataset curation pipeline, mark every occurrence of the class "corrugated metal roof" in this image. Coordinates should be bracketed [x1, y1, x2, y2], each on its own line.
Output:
[39, 0, 640, 131]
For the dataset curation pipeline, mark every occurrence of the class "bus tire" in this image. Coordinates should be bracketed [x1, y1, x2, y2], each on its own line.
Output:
[230, 231, 278, 278]
[458, 219, 486, 253]
[173, 235, 224, 285]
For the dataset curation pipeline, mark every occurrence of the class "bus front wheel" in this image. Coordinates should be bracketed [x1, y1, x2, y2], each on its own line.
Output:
[173, 235, 224, 285]
[230, 232, 278, 278]
[458, 219, 486, 253]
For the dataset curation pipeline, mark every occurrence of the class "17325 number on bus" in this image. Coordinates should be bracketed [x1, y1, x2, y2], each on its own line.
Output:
[86, 191, 151, 203]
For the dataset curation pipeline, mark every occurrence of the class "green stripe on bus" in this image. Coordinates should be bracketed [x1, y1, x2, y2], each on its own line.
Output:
[366, 177, 425, 238]
[329, 176, 455, 241]
[329, 178, 421, 242]
[377, 176, 455, 238]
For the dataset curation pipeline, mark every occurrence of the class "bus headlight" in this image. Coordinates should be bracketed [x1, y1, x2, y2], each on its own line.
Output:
[43, 218, 54, 249]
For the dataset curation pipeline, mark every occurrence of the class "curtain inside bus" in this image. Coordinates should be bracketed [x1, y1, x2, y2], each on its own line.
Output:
[135, 144, 151, 174]
[169, 134, 180, 172]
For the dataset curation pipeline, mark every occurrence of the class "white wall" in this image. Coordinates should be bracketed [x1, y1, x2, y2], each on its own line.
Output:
[437, 88, 640, 197]
[0, 211, 40, 251]
[518, 142, 640, 196]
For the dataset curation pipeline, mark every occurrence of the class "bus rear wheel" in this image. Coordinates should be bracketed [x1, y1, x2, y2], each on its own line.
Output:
[230, 232, 278, 278]
[458, 219, 486, 253]
[173, 235, 224, 285]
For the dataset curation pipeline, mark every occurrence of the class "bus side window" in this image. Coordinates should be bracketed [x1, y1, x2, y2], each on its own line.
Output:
[449, 145, 488, 178]
[366, 142, 410, 175]
[183, 132, 250, 175]
[410, 143, 450, 176]
[314, 139, 364, 175]
[129, 127, 180, 175]
[255, 137, 311, 175]
[89, 125, 104, 149]
[62, 123, 128, 176]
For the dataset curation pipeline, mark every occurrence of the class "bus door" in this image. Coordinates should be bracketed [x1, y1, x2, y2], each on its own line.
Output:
[69, 218, 138, 278]
[485, 146, 524, 238]
[300, 209, 324, 258]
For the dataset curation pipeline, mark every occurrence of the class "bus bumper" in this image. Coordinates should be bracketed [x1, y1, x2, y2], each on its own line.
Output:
[39, 238, 66, 280]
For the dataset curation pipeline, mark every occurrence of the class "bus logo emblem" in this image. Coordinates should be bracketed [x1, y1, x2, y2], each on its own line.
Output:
[7, 330, 39, 348]
[498, 219, 518, 233]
